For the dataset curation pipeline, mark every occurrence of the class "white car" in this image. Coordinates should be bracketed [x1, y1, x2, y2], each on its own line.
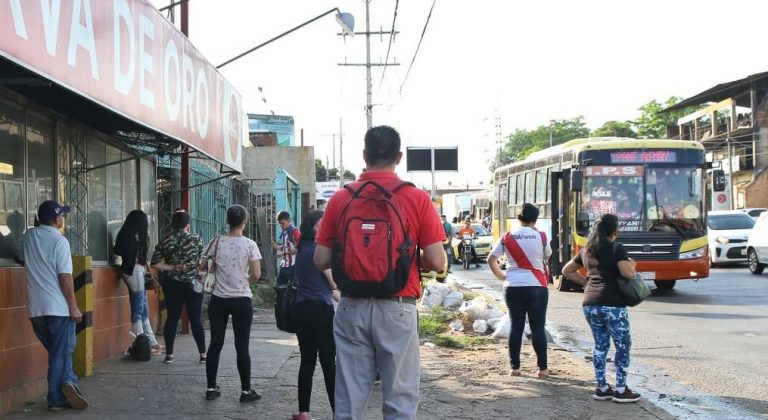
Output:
[746, 212, 768, 274]
[707, 210, 755, 267]
[741, 207, 767, 221]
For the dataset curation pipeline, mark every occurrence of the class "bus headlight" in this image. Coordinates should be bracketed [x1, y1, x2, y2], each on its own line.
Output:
[715, 236, 730, 245]
[679, 247, 706, 260]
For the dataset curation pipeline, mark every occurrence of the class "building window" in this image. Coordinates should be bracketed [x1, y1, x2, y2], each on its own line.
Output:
[140, 158, 157, 253]
[26, 112, 54, 227]
[0, 100, 25, 262]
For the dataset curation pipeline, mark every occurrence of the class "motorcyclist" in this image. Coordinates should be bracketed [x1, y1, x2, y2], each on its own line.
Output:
[456, 217, 481, 268]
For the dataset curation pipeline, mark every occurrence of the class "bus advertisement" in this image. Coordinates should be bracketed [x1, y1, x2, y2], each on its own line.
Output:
[492, 137, 709, 292]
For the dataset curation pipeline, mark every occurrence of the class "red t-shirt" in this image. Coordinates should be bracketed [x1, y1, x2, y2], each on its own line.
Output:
[316, 171, 445, 298]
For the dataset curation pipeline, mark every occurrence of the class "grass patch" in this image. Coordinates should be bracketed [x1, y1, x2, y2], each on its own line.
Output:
[419, 313, 447, 338]
[432, 334, 495, 349]
[461, 290, 479, 301]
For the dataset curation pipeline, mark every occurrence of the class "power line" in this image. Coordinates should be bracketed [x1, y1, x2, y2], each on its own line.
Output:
[378, 0, 399, 89]
[399, 0, 437, 95]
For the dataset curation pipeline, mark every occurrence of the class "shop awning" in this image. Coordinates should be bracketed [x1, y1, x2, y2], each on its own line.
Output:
[0, 0, 244, 173]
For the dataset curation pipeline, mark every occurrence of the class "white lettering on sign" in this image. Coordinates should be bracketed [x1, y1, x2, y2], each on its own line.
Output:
[138, 14, 155, 108]
[585, 166, 644, 177]
[114, 0, 135, 94]
[68, 0, 100, 80]
[163, 39, 180, 121]
[9, 0, 27, 39]
[41, 0, 62, 56]
[592, 188, 613, 198]
[361, 224, 376, 230]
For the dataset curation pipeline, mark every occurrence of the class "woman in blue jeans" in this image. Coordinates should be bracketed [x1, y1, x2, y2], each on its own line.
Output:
[562, 213, 641, 403]
[114, 210, 162, 354]
[487, 203, 551, 378]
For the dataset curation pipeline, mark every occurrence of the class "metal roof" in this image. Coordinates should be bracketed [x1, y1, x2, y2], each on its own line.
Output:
[663, 71, 768, 112]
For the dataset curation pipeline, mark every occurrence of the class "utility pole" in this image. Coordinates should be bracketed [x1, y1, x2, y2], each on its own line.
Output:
[727, 119, 735, 210]
[338, 0, 399, 129]
[495, 112, 502, 167]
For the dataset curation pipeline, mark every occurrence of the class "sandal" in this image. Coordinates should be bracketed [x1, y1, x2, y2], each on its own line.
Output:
[537, 369, 550, 379]
[292, 412, 311, 420]
[509, 369, 521, 376]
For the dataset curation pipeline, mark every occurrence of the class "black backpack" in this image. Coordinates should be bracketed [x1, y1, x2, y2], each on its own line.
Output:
[129, 334, 151, 361]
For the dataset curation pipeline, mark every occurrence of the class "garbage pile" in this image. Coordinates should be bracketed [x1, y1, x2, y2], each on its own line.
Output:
[421, 282, 514, 339]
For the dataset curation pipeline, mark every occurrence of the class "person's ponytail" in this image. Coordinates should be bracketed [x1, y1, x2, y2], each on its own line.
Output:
[586, 213, 619, 257]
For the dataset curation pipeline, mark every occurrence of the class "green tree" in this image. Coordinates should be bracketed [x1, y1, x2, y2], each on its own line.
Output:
[591, 120, 637, 138]
[633, 96, 695, 139]
[493, 116, 590, 169]
[315, 159, 327, 181]
[327, 168, 356, 180]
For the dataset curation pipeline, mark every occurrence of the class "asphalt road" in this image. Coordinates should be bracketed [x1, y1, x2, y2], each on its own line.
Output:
[449, 263, 768, 419]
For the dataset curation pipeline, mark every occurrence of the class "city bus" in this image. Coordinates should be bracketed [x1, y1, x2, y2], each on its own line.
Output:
[491, 137, 709, 291]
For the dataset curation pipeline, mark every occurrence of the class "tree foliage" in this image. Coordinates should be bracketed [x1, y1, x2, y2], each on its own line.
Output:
[592, 120, 637, 138]
[494, 117, 590, 169]
[633, 96, 689, 139]
[315, 159, 355, 181]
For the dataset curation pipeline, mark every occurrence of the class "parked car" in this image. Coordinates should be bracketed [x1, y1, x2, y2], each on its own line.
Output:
[741, 207, 767, 221]
[451, 223, 493, 263]
[746, 212, 768, 274]
[707, 211, 755, 267]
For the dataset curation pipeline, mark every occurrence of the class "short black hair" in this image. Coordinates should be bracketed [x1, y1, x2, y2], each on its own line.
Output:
[171, 210, 190, 230]
[227, 204, 247, 228]
[518, 203, 540, 224]
[364, 125, 401, 167]
[277, 210, 290, 222]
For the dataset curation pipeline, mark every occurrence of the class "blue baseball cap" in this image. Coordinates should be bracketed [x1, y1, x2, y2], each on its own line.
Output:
[37, 200, 71, 224]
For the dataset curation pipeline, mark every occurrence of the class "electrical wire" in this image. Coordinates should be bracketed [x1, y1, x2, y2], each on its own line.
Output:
[399, 0, 437, 95]
[377, 0, 399, 89]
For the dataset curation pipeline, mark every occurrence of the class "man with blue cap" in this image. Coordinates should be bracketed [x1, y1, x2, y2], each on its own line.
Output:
[20, 200, 89, 411]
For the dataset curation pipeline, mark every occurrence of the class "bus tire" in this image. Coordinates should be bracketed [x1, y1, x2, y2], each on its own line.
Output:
[654, 280, 676, 290]
[553, 275, 572, 292]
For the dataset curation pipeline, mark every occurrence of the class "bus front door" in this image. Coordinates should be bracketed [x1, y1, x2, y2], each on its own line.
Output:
[550, 169, 576, 291]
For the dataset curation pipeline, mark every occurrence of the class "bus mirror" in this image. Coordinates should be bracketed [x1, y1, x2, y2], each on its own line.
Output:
[570, 170, 583, 192]
[712, 169, 726, 192]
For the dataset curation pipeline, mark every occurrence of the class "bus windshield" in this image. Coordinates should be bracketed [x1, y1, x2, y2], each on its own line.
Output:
[576, 165, 705, 239]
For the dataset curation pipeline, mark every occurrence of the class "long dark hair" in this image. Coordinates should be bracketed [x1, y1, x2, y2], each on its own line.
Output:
[116, 210, 149, 262]
[586, 213, 619, 257]
[298, 210, 324, 249]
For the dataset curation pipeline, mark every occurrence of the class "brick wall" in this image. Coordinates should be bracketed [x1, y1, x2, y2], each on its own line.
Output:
[745, 167, 768, 208]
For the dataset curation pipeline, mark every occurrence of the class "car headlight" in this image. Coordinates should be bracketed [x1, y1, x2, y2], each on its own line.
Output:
[679, 247, 706, 260]
[715, 236, 730, 245]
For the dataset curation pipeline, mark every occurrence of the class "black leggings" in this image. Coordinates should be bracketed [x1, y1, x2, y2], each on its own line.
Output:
[295, 300, 335, 412]
[162, 278, 206, 355]
[504, 286, 549, 370]
[206, 295, 253, 390]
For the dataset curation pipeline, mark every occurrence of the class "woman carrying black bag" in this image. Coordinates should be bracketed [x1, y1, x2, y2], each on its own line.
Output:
[291, 210, 339, 420]
[562, 213, 641, 403]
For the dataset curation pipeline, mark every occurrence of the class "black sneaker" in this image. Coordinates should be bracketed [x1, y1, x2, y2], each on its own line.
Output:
[205, 386, 221, 401]
[61, 382, 89, 410]
[199, 355, 207, 364]
[612, 388, 641, 403]
[239, 389, 262, 403]
[593, 386, 614, 401]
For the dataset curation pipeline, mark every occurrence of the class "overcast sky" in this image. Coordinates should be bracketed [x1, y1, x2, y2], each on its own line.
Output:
[150, 0, 768, 188]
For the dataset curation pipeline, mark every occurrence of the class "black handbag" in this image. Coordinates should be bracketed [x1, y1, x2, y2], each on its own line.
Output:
[275, 278, 298, 333]
[613, 243, 651, 306]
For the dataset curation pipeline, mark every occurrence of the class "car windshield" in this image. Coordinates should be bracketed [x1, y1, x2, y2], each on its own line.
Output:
[707, 214, 755, 230]
[577, 165, 705, 239]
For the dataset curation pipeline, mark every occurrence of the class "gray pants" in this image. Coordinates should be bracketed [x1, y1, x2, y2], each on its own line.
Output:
[334, 297, 420, 420]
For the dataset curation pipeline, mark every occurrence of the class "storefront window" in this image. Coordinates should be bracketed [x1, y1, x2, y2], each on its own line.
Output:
[0, 101, 25, 262]
[26, 112, 54, 227]
[87, 138, 108, 261]
[140, 159, 157, 252]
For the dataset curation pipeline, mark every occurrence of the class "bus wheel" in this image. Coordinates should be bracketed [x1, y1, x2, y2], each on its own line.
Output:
[654, 280, 676, 290]
[553, 276, 571, 292]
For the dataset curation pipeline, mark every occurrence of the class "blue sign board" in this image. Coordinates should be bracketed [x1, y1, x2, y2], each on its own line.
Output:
[248, 114, 295, 147]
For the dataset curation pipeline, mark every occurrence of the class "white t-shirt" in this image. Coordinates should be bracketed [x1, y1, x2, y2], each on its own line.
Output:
[21, 225, 73, 317]
[490, 226, 552, 288]
[205, 235, 261, 298]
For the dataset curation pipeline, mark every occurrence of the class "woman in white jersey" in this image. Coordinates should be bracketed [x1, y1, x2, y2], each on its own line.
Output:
[487, 203, 552, 378]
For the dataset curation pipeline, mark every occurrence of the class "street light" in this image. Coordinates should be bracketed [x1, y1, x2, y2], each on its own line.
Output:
[217, 8, 354, 68]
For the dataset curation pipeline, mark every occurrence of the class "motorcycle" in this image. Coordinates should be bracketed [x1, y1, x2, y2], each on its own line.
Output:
[460, 234, 474, 270]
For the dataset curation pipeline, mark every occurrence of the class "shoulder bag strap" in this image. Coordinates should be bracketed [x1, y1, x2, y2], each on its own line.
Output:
[502, 232, 548, 287]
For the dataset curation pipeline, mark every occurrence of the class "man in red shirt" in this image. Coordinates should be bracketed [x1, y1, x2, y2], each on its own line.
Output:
[314, 125, 445, 419]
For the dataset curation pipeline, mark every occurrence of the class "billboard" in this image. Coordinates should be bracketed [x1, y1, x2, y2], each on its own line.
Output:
[248, 114, 295, 147]
[406, 147, 458, 172]
[316, 182, 339, 200]
[0, 0, 245, 172]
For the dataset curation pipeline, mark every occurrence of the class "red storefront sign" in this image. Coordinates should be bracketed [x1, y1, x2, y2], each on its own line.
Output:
[0, 0, 243, 172]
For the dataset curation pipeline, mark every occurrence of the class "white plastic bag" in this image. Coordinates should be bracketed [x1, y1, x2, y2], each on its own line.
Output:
[461, 297, 505, 321]
[472, 319, 488, 334]
[486, 317, 502, 331]
[491, 316, 511, 339]
[449, 319, 464, 332]
[442, 290, 464, 309]
[421, 286, 443, 308]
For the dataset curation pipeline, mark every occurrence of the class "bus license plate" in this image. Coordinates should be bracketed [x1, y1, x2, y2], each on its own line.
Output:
[639, 272, 655, 280]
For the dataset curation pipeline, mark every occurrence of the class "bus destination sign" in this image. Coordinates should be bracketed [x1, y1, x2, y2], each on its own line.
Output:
[610, 150, 677, 163]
